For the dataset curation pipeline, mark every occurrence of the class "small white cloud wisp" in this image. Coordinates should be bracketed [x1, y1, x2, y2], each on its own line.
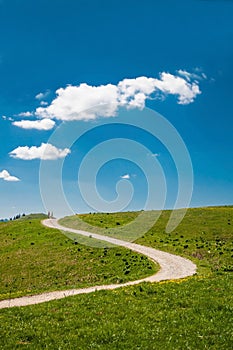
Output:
[35, 90, 50, 100]
[17, 111, 34, 118]
[121, 174, 130, 179]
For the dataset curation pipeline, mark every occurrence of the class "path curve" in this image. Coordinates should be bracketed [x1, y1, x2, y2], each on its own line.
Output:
[0, 218, 196, 309]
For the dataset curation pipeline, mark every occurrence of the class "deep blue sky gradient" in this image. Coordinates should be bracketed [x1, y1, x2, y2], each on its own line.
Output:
[0, 0, 232, 217]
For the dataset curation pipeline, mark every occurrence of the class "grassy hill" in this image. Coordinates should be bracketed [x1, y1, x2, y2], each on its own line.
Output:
[0, 216, 157, 301]
[60, 206, 233, 275]
[0, 206, 232, 349]
[19, 213, 47, 220]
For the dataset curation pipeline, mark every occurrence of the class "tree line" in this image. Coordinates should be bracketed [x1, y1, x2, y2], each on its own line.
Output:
[0, 213, 26, 222]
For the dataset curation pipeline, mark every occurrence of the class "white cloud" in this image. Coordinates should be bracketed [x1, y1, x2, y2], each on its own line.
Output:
[36, 83, 119, 121]
[2, 116, 14, 121]
[17, 111, 34, 117]
[0, 169, 20, 182]
[35, 90, 50, 100]
[177, 69, 207, 82]
[9, 143, 71, 160]
[118, 76, 156, 109]
[34, 71, 202, 121]
[177, 70, 195, 82]
[12, 119, 55, 130]
[40, 101, 48, 106]
[121, 174, 130, 179]
[35, 93, 44, 100]
[153, 73, 201, 105]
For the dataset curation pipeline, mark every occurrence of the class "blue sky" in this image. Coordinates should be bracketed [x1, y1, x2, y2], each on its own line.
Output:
[0, 0, 233, 218]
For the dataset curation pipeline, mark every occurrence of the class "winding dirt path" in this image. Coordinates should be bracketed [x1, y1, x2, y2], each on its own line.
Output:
[0, 218, 196, 309]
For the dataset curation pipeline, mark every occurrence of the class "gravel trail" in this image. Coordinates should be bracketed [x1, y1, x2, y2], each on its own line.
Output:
[0, 218, 196, 309]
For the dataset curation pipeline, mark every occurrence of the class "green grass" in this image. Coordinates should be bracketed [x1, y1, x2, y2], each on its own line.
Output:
[0, 274, 232, 349]
[0, 216, 157, 300]
[0, 206, 232, 349]
[70, 211, 140, 228]
[137, 206, 233, 275]
[59, 210, 164, 242]
[61, 207, 233, 275]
